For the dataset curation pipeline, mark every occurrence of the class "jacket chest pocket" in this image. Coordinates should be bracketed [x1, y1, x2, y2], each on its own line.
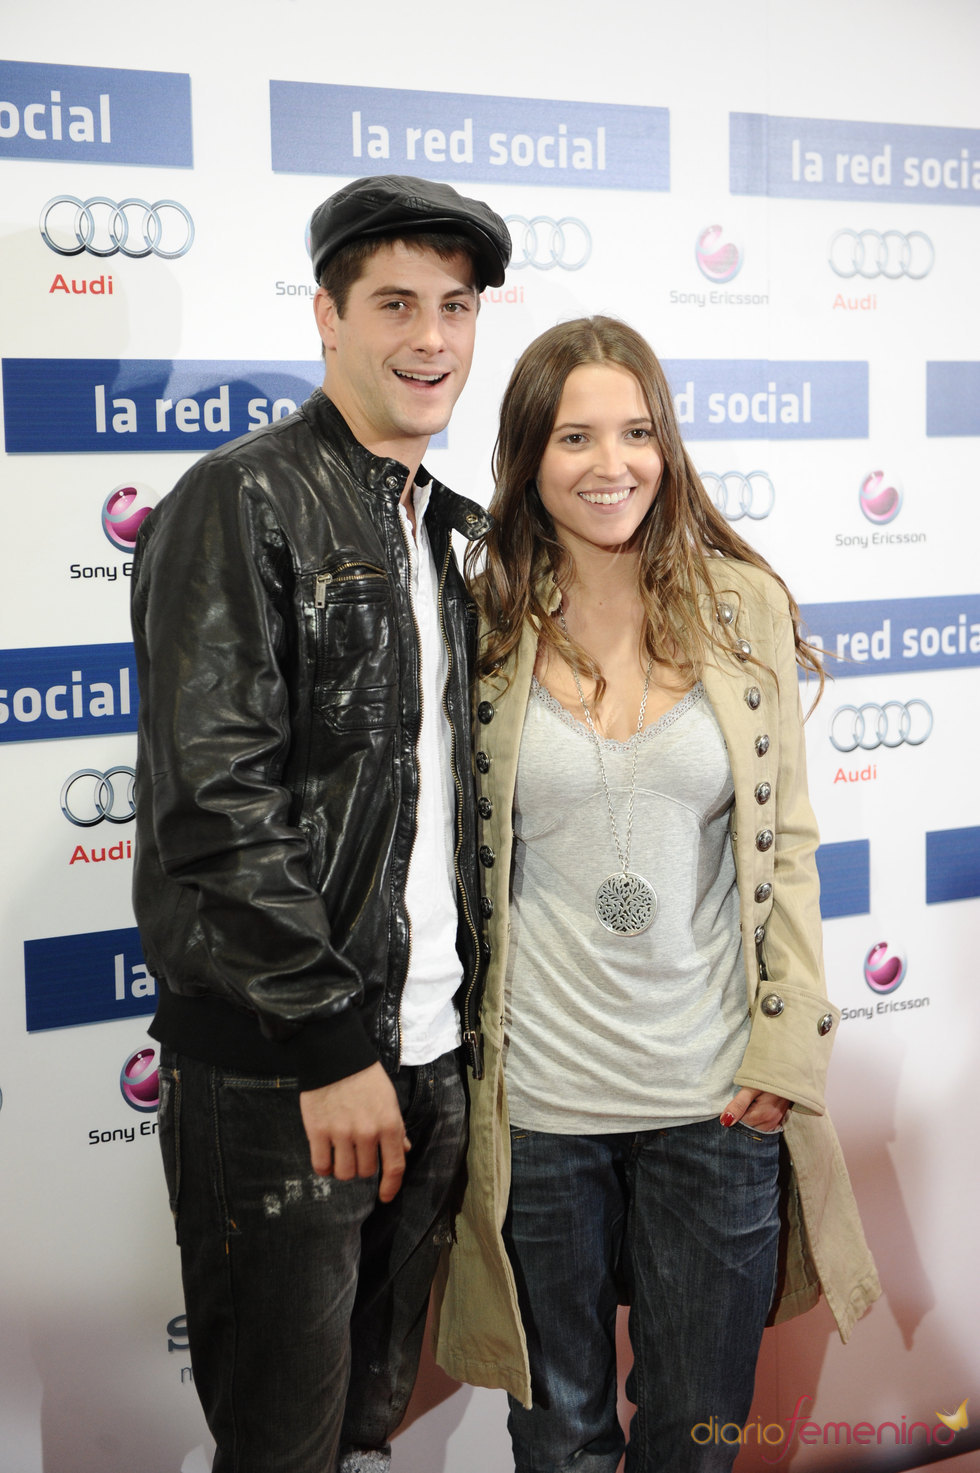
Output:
[313, 567, 398, 732]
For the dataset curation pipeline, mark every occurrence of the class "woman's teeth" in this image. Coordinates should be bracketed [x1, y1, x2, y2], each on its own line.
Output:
[579, 488, 632, 505]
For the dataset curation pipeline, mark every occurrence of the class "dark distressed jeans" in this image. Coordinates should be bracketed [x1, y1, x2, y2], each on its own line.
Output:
[158, 1044, 467, 1473]
[504, 1117, 782, 1473]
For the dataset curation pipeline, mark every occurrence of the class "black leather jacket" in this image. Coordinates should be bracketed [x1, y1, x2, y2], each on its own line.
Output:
[131, 390, 488, 1090]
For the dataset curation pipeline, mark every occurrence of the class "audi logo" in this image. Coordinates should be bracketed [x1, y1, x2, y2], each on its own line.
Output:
[506, 215, 591, 271]
[829, 701, 933, 753]
[701, 470, 775, 522]
[61, 766, 136, 826]
[829, 229, 934, 280]
[40, 196, 195, 259]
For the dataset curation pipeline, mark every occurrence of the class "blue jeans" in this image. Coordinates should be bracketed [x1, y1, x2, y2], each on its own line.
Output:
[504, 1118, 781, 1473]
[157, 1045, 467, 1473]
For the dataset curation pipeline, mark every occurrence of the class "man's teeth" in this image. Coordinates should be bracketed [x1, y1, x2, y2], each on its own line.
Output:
[395, 370, 445, 382]
[580, 488, 632, 505]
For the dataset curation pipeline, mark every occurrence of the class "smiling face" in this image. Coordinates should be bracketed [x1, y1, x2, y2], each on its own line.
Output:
[315, 239, 479, 471]
[535, 362, 664, 558]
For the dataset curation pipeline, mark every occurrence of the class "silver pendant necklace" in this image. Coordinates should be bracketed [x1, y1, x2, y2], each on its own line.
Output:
[557, 607, 658, 936]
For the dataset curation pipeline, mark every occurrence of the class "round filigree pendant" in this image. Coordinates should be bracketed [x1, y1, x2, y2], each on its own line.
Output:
[595, 872, 658, 936]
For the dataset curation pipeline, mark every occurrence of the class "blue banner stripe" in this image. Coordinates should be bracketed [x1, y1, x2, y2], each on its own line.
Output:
[2, 358, 322, 453]
[24, 926, 153, 1032]
[926, 827, 980, 904]
[800, 594, 980, 676]
[270, 81, 669, 191]
[731, 111, 980, 206]
[663, 359, 868, 441]
[926, 362, 980, 437]
[816, 840, 870, 919]
[0, 59, 192, 166]
[0, 642, 137, 742]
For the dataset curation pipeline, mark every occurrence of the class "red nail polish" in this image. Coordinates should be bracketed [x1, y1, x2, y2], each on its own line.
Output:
[720, 1112, 736, 1127]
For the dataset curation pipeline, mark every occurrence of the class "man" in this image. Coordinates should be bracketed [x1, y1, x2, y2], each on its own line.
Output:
[131, 175, 511, 1472]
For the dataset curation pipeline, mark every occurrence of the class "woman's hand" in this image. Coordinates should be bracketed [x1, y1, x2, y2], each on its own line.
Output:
[720, 1088, 790, 1133]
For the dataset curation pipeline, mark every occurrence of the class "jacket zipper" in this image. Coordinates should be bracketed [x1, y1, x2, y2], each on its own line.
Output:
[395, 511, 424, 1071]
[437, 540, 483, 1079]
[314, 563, 386, 607]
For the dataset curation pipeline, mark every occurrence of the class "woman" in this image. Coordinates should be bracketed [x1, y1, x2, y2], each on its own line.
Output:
[433, 318, 879, 1472]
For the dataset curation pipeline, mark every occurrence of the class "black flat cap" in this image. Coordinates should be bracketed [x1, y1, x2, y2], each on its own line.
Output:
[310, 174, 511, 290]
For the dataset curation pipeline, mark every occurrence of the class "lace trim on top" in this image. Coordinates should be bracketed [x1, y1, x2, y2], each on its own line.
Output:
[531, 677, 705, 751]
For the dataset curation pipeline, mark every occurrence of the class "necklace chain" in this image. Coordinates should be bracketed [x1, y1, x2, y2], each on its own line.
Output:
[557, 606, 653, 878]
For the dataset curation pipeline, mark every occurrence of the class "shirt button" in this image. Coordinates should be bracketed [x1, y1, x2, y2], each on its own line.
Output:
[745, 687, 761, 710]
[756, 829, 774, 852]
[479, 845, 496, 868]
[478, 797, 493, 819]
[480, 896, 494, 918]
[754, 882, 772, 903]
[761, 993, 784, 1017]
[477, 701, 495, 724]
[476, 751, 491, 773]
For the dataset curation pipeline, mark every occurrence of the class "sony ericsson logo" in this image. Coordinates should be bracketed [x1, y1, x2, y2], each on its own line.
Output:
[858, 470, 902, 525]
[695, 226, 742, 284]
[120, 1047, 159, 1112]
[102, 483, 156, 552]
[864, 941, 906, 995]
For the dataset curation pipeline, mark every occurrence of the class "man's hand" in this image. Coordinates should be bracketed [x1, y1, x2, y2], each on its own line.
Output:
[300, 1063, 411, 1203]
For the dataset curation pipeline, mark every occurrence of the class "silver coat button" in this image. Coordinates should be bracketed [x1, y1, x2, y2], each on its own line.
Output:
[385, 474, 402, 491]
[818, 1013, 834, 1036]
[736, 639, 752, 660]
[761, 993, 784, 1017]
[754, 882, 772, 903]
[756, 829, 774, 851]
[754, 924, 766, 945]
[745, 687, 761, 710]
[717, 602, 735, 624]
[755, 781, 772, 805]
[755, 734, 770, 757]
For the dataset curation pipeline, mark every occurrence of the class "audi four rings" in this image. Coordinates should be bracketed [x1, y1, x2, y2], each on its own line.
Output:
[40, 196, 195, 259]
[505, 215, 591, 270]
[61, 767, 137, 826]
[829, 701, 933, 753]
[829, 229, 934, 280]
[699, 470, 775, 522]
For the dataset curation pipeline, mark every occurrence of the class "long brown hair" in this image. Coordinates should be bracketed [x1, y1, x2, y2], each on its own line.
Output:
[468, 316, 823, 700]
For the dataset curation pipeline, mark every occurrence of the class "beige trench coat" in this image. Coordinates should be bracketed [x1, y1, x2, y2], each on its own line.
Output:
[433, 558, 880, 1406]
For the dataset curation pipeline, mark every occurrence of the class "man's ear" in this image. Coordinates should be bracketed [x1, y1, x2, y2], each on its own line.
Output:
[314, 287, 338, 353]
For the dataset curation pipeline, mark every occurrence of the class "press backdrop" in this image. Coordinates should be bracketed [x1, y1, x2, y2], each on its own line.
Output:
[1, 2, 979, 1469]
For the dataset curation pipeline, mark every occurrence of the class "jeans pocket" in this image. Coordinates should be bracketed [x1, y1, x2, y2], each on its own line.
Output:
[729, 1118, 782, 1143]
[157, 1065, 182, 1240]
